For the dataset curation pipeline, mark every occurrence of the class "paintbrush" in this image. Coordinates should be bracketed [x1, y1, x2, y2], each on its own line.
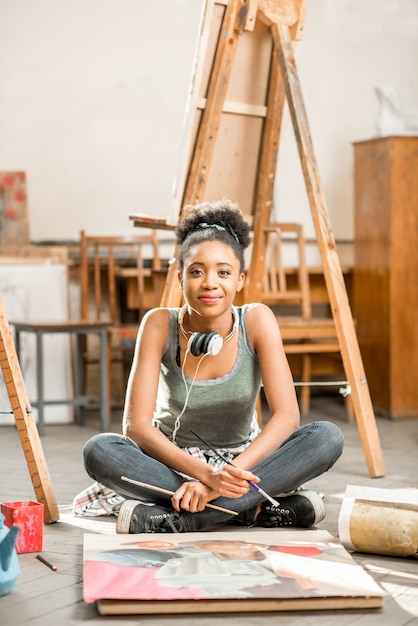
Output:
[189, 428, 280, 507]
[120, 475, 238, 516]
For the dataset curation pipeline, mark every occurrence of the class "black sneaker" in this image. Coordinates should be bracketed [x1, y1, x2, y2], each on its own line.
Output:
[256, 490, 325, 528]
[116, 500, 183, 534]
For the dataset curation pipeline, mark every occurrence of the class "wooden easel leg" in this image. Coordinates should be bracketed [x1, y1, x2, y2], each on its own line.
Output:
[300, 354, 312, 416]
[272, 23, 385, 478]
[345, 394, 355, 422]
[0, 298, 59, 523]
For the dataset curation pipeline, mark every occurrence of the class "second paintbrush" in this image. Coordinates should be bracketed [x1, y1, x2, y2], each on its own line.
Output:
[189, 428, 280, 507]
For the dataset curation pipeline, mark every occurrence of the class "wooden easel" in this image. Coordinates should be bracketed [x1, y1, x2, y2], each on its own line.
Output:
[130, 0, 386, 477]
[0, 298, 59, 524]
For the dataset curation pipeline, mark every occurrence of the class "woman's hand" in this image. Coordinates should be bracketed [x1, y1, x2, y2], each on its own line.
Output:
[171, 465, 259, 513]
[171, 481, 216, 513]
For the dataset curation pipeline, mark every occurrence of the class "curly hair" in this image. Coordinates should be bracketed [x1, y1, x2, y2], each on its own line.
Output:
[175, 198, 251, 272]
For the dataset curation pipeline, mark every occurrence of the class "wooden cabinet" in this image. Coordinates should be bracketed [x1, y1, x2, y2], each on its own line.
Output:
[353, 136, 418, 418]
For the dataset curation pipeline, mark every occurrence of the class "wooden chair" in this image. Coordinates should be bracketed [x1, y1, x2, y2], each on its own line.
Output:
[262, 223, 350, 416]
[79, 230, 161, 407]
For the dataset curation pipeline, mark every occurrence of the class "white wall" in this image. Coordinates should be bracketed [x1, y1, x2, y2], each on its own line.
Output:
[0, 0, 202, 239]
[0, 0, 417, 242]
[276, 0, 418, 243]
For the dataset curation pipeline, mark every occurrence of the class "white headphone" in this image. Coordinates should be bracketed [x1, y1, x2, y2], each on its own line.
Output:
[178, 304, 239, 356]
[171, 305, 240, 442]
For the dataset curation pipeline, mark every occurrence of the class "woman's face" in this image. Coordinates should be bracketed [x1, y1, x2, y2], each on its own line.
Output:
[179, 240, 245, 320]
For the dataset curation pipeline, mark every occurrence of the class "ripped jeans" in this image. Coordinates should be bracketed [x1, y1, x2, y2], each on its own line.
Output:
[83, 420, 344, 532]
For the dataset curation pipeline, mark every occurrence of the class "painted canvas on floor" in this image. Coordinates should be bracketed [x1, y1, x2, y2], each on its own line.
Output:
[83, 529, 385, 615]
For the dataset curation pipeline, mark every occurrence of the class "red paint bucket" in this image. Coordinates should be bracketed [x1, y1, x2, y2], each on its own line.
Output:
[1, 501, 44, 553]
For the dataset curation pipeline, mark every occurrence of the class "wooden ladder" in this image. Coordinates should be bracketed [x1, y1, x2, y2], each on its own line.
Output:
[130, 0, 386, 477]
[0, 298, 59, 524]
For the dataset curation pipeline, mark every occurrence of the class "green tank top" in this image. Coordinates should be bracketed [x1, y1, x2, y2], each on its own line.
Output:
[153, 305, 262, 449]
